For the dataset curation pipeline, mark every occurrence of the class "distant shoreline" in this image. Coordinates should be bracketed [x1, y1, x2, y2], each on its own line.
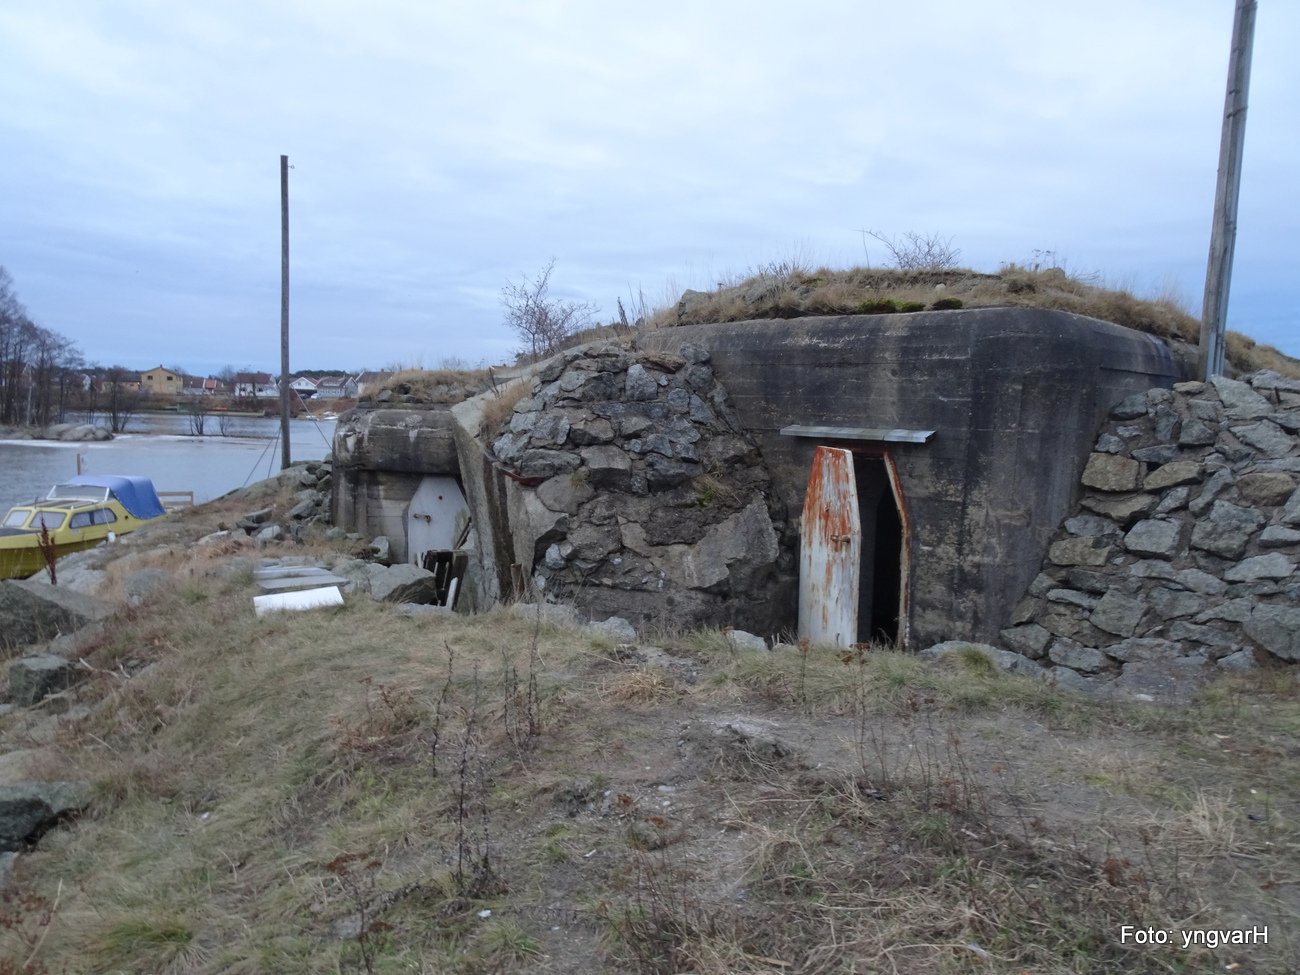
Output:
[0, 423, 113, 443]
[0, 408, 327, 444]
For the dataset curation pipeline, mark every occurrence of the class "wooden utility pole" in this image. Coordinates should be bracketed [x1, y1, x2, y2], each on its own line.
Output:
[280, 154, 292, 469]
[1199, 0, 1257, 380]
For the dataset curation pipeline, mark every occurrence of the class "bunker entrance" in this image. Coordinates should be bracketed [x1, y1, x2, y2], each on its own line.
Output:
[796, 441, 912, 648]
[852, 452, 903, 646]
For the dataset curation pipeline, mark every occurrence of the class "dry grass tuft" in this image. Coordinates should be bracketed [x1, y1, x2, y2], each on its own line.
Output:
[364, 367, 491, 404]
[478, 378, 531, 435]
[600, 669, 678, 704]
[1226, 330, 1300, 376]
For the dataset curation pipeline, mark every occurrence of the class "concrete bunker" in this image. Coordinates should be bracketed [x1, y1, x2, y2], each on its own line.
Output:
[333, 306, 1186, 645]
[637, 306, 1184, 646]
[332, 407, 469, 566]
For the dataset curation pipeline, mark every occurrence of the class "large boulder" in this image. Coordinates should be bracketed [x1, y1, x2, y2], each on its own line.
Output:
[8, 654, 80, 706]
[0, 580, 111, 652]
[367, 563, 443, 604]
[0, 782, 92, 851]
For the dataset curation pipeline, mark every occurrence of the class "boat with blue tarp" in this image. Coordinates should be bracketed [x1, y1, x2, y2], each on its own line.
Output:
[0, 475, 168, 579]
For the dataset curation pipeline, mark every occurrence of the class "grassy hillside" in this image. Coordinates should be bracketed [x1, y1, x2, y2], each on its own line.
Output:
[0, 492, 1296, 973]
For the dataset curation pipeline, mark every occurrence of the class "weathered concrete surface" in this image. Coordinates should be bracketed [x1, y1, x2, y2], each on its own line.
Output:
[333, 407, 460, 475]
[642, 308, 1183, 646]
[450, 378, 535, 611]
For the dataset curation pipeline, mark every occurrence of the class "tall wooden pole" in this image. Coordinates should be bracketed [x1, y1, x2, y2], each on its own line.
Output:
[1199, 0, 1257, 380]
[280, 154, 292, 469]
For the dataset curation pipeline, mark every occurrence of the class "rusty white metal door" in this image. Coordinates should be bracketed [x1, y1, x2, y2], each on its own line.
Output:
[798, 446, 861, 646]
[407, 476, 469, 565]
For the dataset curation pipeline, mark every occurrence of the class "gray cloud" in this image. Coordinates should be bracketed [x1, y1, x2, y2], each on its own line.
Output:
[0, 0, 1296, 374]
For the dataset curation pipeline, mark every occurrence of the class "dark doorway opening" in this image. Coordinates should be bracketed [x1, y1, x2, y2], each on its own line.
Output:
[852, 452, 903, 646]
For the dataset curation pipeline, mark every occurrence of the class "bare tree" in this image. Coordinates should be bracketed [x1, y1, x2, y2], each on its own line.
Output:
[216, 364, 239, 388]
[864, 231, 962, 272]
[0, 266, 83, 428]
[103, 365, 139, 433]
[501, 258, 597, 360]
[186, 398, 209, 436]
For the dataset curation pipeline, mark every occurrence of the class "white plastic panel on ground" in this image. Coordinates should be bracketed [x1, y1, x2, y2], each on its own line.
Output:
[253, 586, 345, 617]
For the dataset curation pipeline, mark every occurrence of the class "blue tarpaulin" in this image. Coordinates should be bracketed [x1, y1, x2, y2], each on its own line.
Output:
[57, 475, 167, 520]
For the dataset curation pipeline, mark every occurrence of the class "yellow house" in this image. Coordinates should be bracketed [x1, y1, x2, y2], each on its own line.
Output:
[140, 365, 183, 396]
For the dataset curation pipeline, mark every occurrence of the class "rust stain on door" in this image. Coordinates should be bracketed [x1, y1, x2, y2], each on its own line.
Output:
[798, 446, 861, 646]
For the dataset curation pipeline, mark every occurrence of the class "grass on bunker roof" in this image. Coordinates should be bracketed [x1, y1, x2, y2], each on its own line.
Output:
[556, 260, 1300, 380]
[1, 527, 1297, 974]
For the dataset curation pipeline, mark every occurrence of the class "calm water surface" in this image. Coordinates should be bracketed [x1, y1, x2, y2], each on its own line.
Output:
[0, 414, 337, 512]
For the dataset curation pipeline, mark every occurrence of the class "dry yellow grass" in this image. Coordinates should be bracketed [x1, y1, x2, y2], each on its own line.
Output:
[3, 510, 1297, 973]
[478, 378, 531, 435]
[364, 367, 491, 404]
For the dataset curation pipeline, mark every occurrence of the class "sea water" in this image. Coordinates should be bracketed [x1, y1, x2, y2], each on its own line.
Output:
[0, 415, 337, 512]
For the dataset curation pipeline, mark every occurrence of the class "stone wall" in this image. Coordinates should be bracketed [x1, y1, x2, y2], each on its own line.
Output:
[1001, 371, 1300, 691]
[470, 344, 791, 631]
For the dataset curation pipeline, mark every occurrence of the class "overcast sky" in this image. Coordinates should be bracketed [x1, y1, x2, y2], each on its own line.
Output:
[1, 1, 1296, 376]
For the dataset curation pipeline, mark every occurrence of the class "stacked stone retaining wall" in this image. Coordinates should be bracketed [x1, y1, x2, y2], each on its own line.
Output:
[483, 344, 792, 631]
[1000, 371, 1300, 692]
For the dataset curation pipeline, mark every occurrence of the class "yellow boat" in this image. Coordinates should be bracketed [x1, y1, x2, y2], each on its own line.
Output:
[0, 475, 168, 580]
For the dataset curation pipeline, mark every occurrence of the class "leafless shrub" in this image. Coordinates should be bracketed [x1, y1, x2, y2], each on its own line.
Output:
[36, 517, 57, 585]
[451, 664, 502, 899]
[864, 230, 962, 272]
[185, 400, 208, 436]
[502, 258, 598, 360]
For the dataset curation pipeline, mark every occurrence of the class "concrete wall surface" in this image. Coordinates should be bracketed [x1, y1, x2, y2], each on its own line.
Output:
[333, 407, 460, 476]
[642, 308, 1185, 645]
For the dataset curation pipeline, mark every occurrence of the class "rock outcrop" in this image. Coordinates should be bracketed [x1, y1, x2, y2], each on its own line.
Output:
[0, 424, 113, 442]
[224, 459, 334, 546]
[474, 344, 790, 631]
[39, 423, 113, 442]
[1002, 372, 1300, 689]
[7, 655, 80, 706]
[0, 782, 92, 851]
[0, 580, 111, 652]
